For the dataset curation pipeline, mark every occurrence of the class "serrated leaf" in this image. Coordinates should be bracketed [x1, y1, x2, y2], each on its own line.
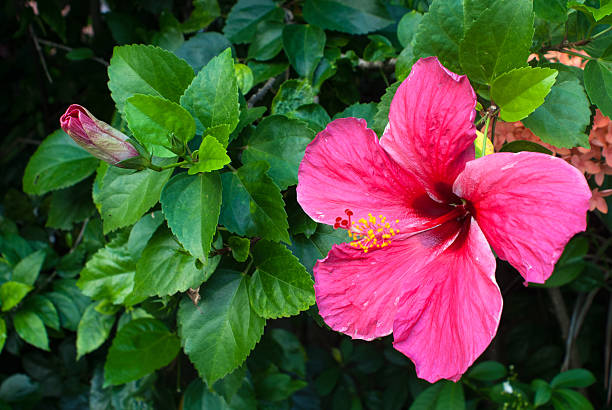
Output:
[77, 303, 116, 360]
[125, 94, 196, 157]
[127, 229, 220, 305]
[108, 44, 194, 114]
[22, 295, 60, 331]
[289, 224, 348, 272]
[333, 102, 377, 128]
[585, 59, 612, 118]
[303, 0, 393, 35]
[248, 240, 314, 319]
[104, 318, 180, 386]
[397, 11, 422, 48]
[180, 48, 240, 137]
[178, 271, 265, 384]
[413, 0, 464, 72]
[243, 116, 315, 190]
[522, 76, 591, 148]
[23, 130, 98, 196]
[161, 173, 222, 260]
[0, 281, 33, 311]
[97, 164, 173, 234]
[248, 20, 284, 61]
[534, 0, 567, 23]
[181, 0, 220, 33]
[491, 67, 558, 122]
[189, 136, 231, 174]
[568, 1, 612, 21]
[219, 162, 290, 243]
[459, 0, 534, 84]
[12, 249, 46, 286]
[46, 180, 96, 230]
[228, 237, 250, 262]
[287, 103, 331, 133]
[282, 24, 326, 81]
[127, 211, 165, 258]
[175, 32, 232, 72]
[46, 279, 90, 331]
[77, 233, 135, 305]
[235, 63, 254, 94]
[271, 80, 315, 115]
[13, 310, 49, 351]
[223, 0, 281, 44]
[550, 369, 596, 389]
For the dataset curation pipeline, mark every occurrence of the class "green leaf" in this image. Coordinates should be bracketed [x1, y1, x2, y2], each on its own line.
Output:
[77, 303, 116, 360]
[104, 318, 181, 386]
[127, 211, 165, 258]
[550, 388, 593, 410]
[248, 240, 314, 319]
[23, 130, 99, 196]
[286, 103, 331, 133]
[228, 236, 250, 262]
[243, 116, 315, 190]
[568, 1, 612, 21]
[161, 173, 222, 260]
[282, 24, 326, 81]
[189, 136, 231, 174]
[235, 63, 254, 94]
[532, 379, 552, 407]
[364, 34, 396, 62]
[491, 67, 558, 122]
[333, 102, 377, 128]
[467, 361, 507, 381]
[128, 229, 220, 305]
[534, 0, 567, 23]
[271, 80, 315, 115]
[289, 224, 348, 272]
[13, 310, 49, 351]
[220, 162, 290, 243]
[249, 61, 289, 86]
[397, 11, 423, 48]
[175, 32, 232, 73]
[46, 180, 96, 230]
[22, 295, 60, 331]
[413, 0, 464, 72]
[108, 44, 194, 114]
[12, 249, 46, 286]
[303, 0, 393, 35]
[550, 369, 596, 389]
[522, 76, 591, 148]
[125, 94, 196, 157]
[97, 164, 173, 234]
[46, 279, 90, 331]
[223, 0, 281, 44]
[499, 140, 553, 154]
[584, 59, 612, 118]
[0, 318, 5, 354]
[77, 233, 136, 305]
[0, 281, 33, 311]
[539, 237, 588, 287]
[459, 0, 534, 84]
[178, 271, 265, 384]
[373, 81, 400, 136]
[183, 380, 231, 409]
[181, 0, 220, 32]
[180, 48, 240, 137]
[248, 20, 284, 61]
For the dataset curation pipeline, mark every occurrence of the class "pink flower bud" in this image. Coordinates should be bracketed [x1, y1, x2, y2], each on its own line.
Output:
[60, 104, 139, 166]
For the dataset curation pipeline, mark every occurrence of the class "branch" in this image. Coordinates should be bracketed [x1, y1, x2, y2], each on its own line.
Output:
[247, 76, 277, 108]
[28, 25, 52, 83]
[37, 38, 109, 67]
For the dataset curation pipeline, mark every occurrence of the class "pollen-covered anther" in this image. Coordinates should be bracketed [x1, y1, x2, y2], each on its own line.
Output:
[348, 212, 400, 253]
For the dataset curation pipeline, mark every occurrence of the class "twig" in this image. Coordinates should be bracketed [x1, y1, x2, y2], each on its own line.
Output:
[547, 288, 570, 339]
[248, 76, 277, 108]
[562, 290, 599, 371]
[29, 25, 52, 83]
[69, 218, 90, 254]
[37, 38, 109, 67]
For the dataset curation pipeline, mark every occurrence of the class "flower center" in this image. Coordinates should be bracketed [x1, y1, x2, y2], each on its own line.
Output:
[334, 209, 400, 253]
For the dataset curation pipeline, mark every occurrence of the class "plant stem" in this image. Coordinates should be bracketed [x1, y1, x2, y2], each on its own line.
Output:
[158, 160, 189, 171]
[592, 25, 612, 40]
[481, 115, 491, 156]
[559, 49, 595, 61]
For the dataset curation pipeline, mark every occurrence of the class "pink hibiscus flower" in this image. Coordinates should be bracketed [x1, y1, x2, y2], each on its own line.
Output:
[296, 57, 591, 382]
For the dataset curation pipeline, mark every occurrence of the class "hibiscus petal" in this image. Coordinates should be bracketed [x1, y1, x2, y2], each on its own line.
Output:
[297, 117, 451, 230]
[381, 56, 477, 203]
[392, 218, 501, 382]
[453, 152, 591, 283]
[314, 220, 463, 341]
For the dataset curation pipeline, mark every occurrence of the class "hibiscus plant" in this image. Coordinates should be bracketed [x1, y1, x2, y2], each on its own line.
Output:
[2, 0, 612, 408]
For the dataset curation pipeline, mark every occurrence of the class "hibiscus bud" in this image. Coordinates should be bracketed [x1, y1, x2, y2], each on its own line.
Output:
[60, 104, 139, 167]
